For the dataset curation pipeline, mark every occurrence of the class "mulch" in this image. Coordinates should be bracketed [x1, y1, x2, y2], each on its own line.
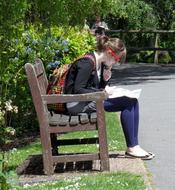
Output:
[1, 136, 39, 151]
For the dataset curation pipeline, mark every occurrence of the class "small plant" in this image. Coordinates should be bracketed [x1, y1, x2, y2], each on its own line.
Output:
[0, 100, 18, 190]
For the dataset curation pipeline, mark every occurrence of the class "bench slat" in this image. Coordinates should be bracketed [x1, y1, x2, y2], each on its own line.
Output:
[58, 115, 70, 126]
[49, 114, 70, 126]
[90, 112, 97, 123]
[53, 153, 99, 163]
[69, 115, 79, 126]
[49, 123, 97, 133]
[49, 112, 97, 126]
[79, 113, 89, 124]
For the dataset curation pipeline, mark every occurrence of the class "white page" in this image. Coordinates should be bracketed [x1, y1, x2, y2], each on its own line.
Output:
[105, 85, 142, 99]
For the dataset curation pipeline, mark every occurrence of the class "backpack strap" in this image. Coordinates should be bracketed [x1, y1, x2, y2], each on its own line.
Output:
[76, 54, 96, 70]
[84, 54, 96, 70]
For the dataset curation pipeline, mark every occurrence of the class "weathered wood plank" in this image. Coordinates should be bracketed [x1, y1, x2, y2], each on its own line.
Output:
[107, 29, 175, 34]
[42, 91, 107, 104]
[90, 112, 97, 123]
[69, 115, 79, 126]
[49, 123, 97, 133]
[79, 113, 89, 124]
[49, 114, 70, 126]
[53, 153, 99, 163]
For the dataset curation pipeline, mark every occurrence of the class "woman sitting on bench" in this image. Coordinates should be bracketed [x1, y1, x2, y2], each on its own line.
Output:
[64, 36, 155, 160]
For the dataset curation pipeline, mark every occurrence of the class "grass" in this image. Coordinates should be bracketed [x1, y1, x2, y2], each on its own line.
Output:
[15, 172, 145, 190]
[59, 112, 126, 153]
[1, 112, 146, 190]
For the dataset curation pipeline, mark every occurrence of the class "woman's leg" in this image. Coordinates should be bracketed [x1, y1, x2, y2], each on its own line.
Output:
[104, 97, 139, 147]
[104, 97, 154, 159]
[67, 101, 96, 115]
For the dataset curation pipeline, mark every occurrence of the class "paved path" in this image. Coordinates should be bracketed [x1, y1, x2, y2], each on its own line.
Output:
[112, 63, 175, 190]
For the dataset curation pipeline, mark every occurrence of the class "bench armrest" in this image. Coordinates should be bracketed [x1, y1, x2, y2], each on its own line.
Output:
[42, 91, 107, 104]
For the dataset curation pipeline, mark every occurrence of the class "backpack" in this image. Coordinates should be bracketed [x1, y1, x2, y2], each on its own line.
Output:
[47, 54, 96, 113]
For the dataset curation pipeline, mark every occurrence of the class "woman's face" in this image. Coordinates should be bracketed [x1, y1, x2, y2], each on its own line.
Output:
[103, 51, 116, 69]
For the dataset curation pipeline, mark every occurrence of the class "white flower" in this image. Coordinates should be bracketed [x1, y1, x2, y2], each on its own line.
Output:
[23, 183, 31, 188]
[5, 100, 13, 111]
[13, 106, 18, 113]
[11, 148, 17, 152]
[10, 129, 16, 136]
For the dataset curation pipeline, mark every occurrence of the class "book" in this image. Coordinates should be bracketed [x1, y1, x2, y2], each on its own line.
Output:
[105, 85, 142, 99]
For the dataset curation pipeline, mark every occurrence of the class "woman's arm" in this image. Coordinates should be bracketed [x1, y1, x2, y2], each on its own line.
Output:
[74, 59, 100, 94]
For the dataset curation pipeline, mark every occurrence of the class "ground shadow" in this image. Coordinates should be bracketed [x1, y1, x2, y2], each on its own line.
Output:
[110, 63, 175, 86]
[16, 153, 122, 176]
[16, 154, 98, 175]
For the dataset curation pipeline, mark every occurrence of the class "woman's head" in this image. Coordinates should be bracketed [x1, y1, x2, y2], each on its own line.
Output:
[96, 36, 126, 65]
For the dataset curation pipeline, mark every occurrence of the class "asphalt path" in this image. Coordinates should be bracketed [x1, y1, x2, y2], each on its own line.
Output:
[111, 63, 175, 190]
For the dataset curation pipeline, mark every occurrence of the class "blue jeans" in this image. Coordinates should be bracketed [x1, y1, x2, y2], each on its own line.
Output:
[104, 97, 139, 147]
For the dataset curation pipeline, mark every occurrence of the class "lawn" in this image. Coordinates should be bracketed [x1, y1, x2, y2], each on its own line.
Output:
[1, 112, 146, 190]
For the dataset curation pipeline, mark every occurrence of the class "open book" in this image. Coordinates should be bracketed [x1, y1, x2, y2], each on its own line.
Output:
[105, 85, 142, 99]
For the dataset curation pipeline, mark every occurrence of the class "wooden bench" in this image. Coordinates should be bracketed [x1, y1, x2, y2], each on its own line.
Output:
[25, 59, 109, 175]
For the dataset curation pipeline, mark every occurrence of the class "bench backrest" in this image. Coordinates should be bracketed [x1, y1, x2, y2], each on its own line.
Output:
[25, 59, 49, 129]
[34, 59, 48, 95]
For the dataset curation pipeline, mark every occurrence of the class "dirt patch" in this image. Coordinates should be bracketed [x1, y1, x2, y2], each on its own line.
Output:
[2, 136, 39, 151]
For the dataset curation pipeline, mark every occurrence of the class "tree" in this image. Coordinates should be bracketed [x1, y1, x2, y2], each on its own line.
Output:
[23, 0, 158, 29]
[105, 0, 157, 30]
[145, 0, 175, 29]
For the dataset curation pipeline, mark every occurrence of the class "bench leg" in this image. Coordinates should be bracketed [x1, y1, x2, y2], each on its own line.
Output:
[96, 104, 110, 171]
[43, 154, 55, 175]
[40, 127, 55, 175]
[98, 125, 110, 171]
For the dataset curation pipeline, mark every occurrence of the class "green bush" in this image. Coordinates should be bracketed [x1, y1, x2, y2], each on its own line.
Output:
[0, 25, 96, 136]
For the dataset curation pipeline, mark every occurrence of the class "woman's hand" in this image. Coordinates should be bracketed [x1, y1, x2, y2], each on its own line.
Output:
[103, 68, 112, 81]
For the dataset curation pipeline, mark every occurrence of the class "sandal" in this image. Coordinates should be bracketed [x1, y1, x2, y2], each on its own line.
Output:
[125, 151, 155, 160]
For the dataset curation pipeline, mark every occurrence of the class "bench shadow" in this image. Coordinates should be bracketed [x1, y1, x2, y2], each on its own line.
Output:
[16, 154, 98, 175]
[16, 153, 123, 176]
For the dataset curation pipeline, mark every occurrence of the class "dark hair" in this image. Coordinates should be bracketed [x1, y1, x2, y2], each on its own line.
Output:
[97, 36, 125, 52]
[97, 36, 126, 63]
[95, 26, 105, 35]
